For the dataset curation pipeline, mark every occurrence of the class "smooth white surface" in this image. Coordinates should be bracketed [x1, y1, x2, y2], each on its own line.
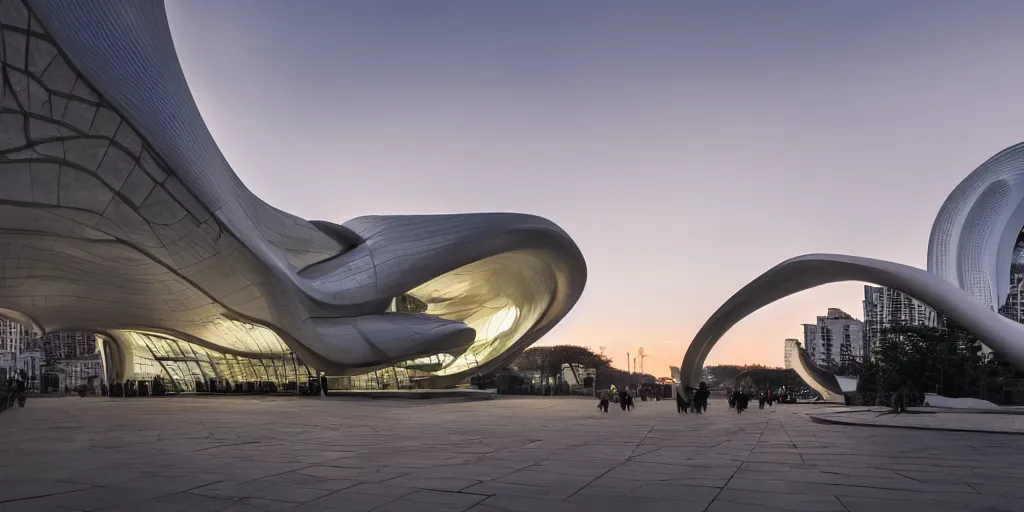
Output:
[783, 338, 843, 403]
[928, 143, 1024, 310]
[836, 376, 859, 394]
[924, 393, 1000, 409]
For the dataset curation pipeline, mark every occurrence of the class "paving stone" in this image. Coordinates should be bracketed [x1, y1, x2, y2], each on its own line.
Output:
[69, 475, 223, 504]
[714, 489, 847, 511]
[468, 494, 576, 512]
[190, 481, 330, 503]
[221, 497, 298, 512]
[291, 490, 396, 511]
[566, 494, 708, 512]
[386, 474, 482, 492]
[344, 482, 417, 497]
[496, 469, 595, 488]
[101, 492, 236, 512]
[252, 470, 360, 492]
[628, 482, 721, 502]
[4, 397, 1024, 511]
[836, 495, 1016, 512]
[55, 465, 142, 486]
[0, 479, 91, 503]
[462, 481, 580, 500]
[373, 489, 488, 512]
[0, 489, 113, 512]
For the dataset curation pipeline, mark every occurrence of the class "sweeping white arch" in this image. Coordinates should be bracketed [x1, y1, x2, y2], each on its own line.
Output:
[683, 142, 1024, 387]
[679, 254, 1024, 387]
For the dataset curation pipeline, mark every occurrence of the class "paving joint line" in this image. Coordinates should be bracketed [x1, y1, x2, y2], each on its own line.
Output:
[700, 413, 770, 512]
[777, 412, 806, 463]
[0, 486, 96, 505]
[561, 425, 656, 503]
[962, 480, 982, 494]
[835, 495, 852, 511]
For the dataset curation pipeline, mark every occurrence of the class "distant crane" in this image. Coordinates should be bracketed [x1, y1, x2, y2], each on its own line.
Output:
[637, 346, 648, 375]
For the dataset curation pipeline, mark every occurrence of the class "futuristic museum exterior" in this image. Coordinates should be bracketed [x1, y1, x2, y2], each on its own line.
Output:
[0, 1, 586, 390]
[681, 143, 1024, 386]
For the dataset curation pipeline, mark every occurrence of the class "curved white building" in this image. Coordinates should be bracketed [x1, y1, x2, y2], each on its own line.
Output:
[680, 144, 1024, 387]
[0, 1, 586, 389]
[783, 338, 844, 403]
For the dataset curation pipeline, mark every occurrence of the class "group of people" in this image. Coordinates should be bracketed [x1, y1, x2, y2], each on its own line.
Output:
[2, 370, 27, 412]
[597, 384, 637, 412]
[726, 388, 775, 413]
[599, 382, 785, 416]
[728, 389, 751, 412]
[676, 382, 710, 414]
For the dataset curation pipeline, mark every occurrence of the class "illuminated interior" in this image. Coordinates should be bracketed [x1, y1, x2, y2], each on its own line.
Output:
[401, 250, 556, 376]
[112, 330, 311, 392]
[91, 250, 561, 389]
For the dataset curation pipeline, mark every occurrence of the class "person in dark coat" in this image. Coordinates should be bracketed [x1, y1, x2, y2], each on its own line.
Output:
[15, 370, 27, 407]
[694, 382, 709, 413]
[892, 387, 907, 413]
[677, 386, 692, 414]
[319, 372, 329, 397]
[735, 389, 750, 413]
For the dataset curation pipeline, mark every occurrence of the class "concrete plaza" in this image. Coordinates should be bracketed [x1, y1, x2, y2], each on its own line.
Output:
[0, 397, 1022, 512]
[811, 407, 1024, 435]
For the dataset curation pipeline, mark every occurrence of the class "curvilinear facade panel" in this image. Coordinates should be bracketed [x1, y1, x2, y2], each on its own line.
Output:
[0, 0, 586, 389]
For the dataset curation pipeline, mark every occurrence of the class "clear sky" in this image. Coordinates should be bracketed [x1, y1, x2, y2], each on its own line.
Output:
[164, 0, 1024, 376]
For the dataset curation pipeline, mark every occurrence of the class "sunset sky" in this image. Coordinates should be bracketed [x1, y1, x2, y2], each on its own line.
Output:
[165, 0, 1024, 376]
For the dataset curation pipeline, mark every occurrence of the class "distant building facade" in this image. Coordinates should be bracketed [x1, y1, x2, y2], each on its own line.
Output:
[0, 318, 102, 392]
[783, 339, 799, 370]
[862, 285, 940, 358]
[0, 318, 38, 385]
[1000, 229, 1024, 324]
[802, 308, 864, 368]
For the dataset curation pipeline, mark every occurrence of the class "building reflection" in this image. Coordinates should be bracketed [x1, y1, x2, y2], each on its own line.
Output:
[0, 318, 103, 393]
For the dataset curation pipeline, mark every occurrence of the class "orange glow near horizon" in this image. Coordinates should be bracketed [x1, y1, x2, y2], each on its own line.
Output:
[534, 281, 868, 377]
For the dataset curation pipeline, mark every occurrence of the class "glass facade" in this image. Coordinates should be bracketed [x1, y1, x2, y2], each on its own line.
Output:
[107, 329, 453, 391]
[116, 331, 314, 392]
[1, 249, 569, 392]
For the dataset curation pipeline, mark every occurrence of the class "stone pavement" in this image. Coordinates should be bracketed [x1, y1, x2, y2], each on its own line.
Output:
[1, 396, 1022, 512]
[810, 407, 1024, 435]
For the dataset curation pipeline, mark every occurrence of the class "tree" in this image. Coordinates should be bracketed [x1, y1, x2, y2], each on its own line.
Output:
[857, 324, 994, 406]
[731, 367, 801, 391]
[512, 346, 610, 374]
[510, 345, 612, 394]
[834, 358, 864, 377]
[703, 364, 778, 387]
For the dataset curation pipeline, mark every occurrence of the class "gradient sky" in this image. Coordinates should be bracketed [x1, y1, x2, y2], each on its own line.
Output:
[164, 0, 1024, 376]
